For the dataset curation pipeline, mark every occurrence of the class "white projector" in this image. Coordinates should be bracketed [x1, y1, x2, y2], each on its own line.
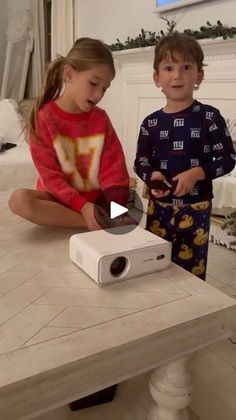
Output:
[69, 226, 172, 285]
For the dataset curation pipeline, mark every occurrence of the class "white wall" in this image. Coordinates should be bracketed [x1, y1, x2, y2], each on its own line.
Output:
[0, 0, 8, 86]
[75, 0, 236, 44]
[75, 0, 158, 43]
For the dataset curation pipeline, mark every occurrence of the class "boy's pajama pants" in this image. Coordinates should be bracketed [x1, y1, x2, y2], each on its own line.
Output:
[146, 199, 212, 280]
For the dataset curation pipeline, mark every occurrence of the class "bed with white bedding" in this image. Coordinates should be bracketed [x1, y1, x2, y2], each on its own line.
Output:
[0, 141, 37, 190]
[211, 164, 236, 250]
[0, 99, 37, 191]
[212, 167, 236, 214]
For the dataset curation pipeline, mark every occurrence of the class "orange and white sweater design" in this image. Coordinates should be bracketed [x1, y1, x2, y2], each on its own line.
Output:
[29, 101, 129, 211]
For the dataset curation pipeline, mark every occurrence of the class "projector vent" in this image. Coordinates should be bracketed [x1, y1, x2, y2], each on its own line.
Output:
[75, 250, 83, 265]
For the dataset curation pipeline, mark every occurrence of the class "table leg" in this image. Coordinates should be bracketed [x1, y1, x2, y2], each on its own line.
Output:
[147, 356, 193, 420]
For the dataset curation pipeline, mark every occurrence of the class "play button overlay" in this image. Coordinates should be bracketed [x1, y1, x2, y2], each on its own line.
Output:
[110, 201, 128, 219]
[94, 185, 144, 234]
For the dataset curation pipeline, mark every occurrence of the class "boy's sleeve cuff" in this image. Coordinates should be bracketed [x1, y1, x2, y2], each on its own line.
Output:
[70, 195, 87, 212]
[200, 165, 212, 180]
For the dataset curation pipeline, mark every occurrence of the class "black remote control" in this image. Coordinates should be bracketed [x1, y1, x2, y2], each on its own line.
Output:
[148, 179, 174, 191]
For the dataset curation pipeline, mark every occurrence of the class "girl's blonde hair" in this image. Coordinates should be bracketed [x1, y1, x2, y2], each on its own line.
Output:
[29, 37, 115, 134]
[153, 32, 204, 72]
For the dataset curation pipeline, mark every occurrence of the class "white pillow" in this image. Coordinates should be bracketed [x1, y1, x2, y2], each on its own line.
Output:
[0, 98, 26, 144]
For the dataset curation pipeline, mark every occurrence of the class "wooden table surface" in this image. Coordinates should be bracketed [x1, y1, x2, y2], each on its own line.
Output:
[0, 191, 235, 420]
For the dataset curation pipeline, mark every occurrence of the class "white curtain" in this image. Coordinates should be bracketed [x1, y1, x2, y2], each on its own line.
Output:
[27, 0, 46, 98]
[51, 0, 74, 59]
[0, 9, 34, 101]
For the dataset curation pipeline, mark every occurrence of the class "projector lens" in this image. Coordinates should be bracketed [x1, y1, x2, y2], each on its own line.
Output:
[110, 256, 128, 277]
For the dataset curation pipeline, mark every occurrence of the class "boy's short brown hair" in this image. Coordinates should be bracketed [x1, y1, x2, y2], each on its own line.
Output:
[153, 32, 204, 72]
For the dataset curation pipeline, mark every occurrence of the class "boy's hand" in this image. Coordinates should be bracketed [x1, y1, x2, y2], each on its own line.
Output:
[149, 171, 171, 198]
[172, 167, 205, 197]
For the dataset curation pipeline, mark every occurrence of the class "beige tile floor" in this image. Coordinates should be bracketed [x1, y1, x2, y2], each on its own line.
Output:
[33, 242, 235, 420]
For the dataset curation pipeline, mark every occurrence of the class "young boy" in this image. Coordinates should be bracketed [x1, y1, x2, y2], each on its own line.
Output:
[134, 32, 235, 280]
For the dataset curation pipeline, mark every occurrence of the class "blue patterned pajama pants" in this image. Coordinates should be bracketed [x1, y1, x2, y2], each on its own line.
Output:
[146, 199, 212, 280]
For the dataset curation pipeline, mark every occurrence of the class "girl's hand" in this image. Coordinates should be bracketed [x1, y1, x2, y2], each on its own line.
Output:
[172, 167, 205, 197]
[80, 202, 102, 231]
[149, 171, 170, 198]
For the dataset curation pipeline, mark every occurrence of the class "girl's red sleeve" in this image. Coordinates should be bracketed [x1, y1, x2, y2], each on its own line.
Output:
[29, 116, 87, 212]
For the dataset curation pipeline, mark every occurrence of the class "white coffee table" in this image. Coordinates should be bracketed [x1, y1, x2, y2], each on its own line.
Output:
[0, 191, 235, 420]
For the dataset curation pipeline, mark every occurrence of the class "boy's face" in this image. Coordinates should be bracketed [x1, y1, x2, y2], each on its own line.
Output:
[153, 52, 203, 105]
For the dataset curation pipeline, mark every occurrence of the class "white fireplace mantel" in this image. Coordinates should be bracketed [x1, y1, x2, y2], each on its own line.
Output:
[101, 38, 236, 174]
[113, 37, 236, 64]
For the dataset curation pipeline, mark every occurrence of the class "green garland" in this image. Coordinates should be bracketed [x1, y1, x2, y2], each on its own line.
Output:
[108, 18, 236, 51]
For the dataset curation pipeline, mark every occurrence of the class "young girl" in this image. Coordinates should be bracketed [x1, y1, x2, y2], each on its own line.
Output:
[134, 32, 235, 280]
[8, 37, 129, 231]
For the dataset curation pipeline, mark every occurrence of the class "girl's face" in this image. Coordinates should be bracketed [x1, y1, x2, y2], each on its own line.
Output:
[153, 52, 203, 108]
[61, 64, 114, 113]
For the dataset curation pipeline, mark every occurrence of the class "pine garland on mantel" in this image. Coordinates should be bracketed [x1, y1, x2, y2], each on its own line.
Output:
[108, 18, 236, 51]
